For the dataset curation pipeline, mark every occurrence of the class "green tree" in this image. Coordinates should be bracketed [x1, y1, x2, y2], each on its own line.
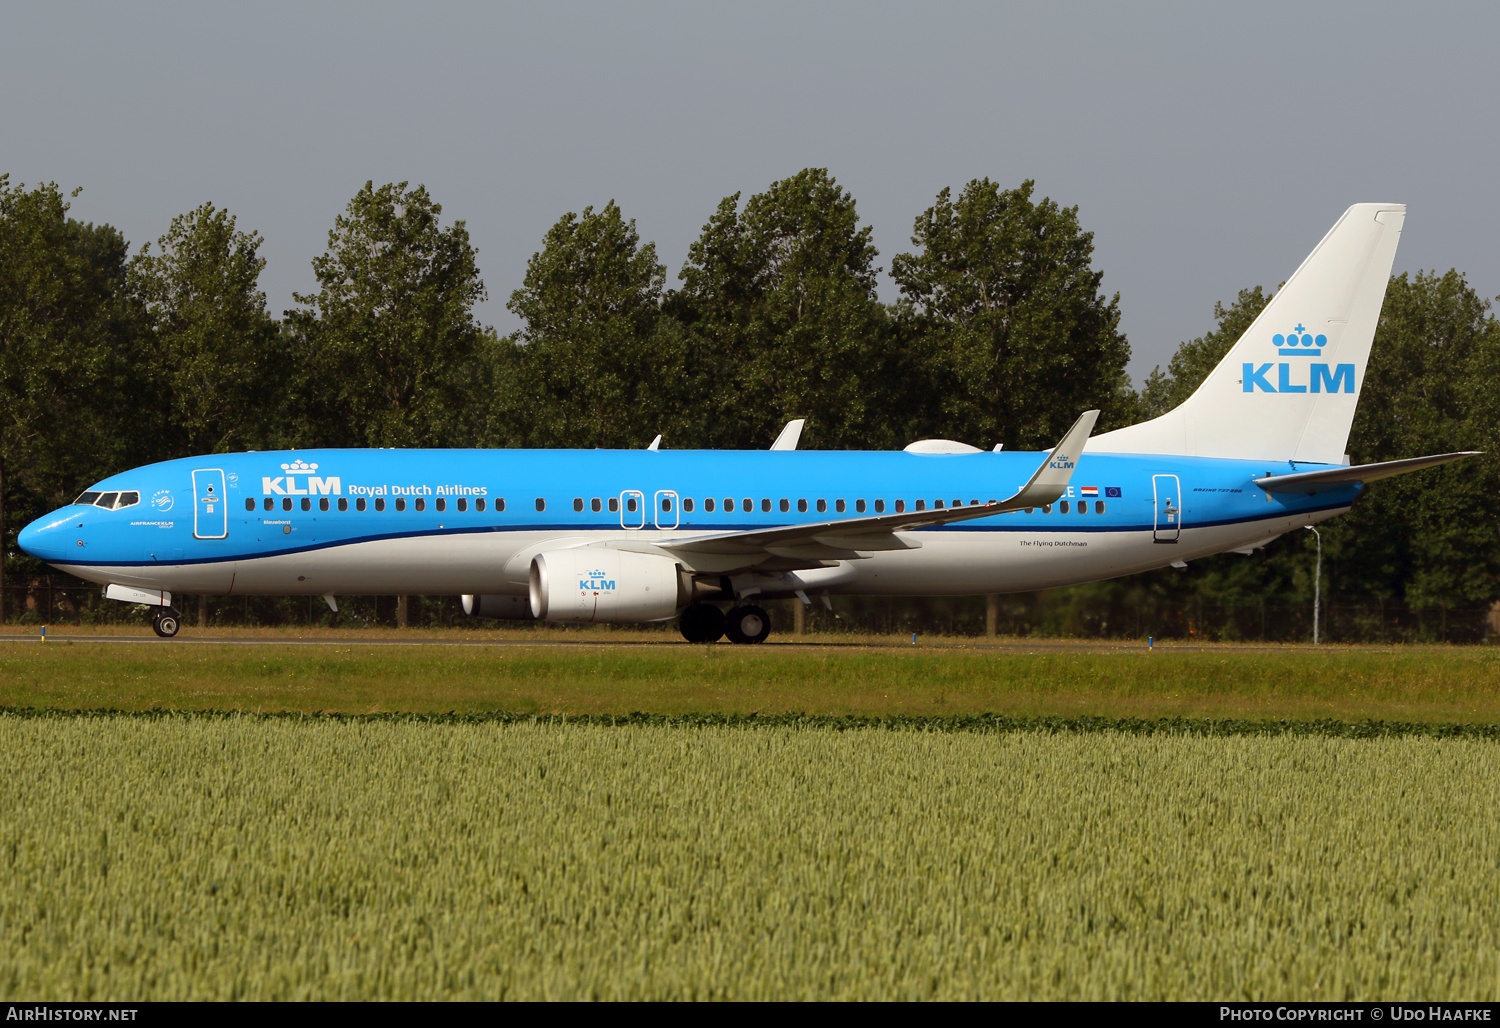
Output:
[668, 168, 900, 449]
[1137, 286, 1271, 419]
[130, 202, 281, 456]
[286, 181, 486, 448]
[503, 201, 681, 448]
[890, 179, 1133, 449]
[0, 177, 141, 617]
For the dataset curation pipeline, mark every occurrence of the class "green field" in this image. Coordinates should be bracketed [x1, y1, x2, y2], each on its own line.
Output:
[1, 711, 1496, 1000]
[1, 635, 1498, 722]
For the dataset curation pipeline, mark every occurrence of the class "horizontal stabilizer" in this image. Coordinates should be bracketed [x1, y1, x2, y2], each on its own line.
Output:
[1256, 451, 1482, 495]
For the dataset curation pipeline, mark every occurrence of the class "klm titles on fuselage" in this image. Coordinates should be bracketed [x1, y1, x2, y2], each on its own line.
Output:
[1243, 324, 1355, 394]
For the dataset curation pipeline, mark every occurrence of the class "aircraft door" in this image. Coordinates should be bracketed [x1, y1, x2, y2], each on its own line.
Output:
[654, 490, 680, 530]
[620, 490, 646, 530]
[193, 469, 229, 539]
[1152, 474, 1181, 543]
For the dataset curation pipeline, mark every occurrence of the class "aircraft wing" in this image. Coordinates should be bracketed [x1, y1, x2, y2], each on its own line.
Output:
[1255, 451, 1482, 495]
[659, 410, 1099, 565]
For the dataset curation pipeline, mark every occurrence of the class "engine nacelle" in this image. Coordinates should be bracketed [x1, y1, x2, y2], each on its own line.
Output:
[460, 594, 535, 620]
[529, 549, 687, 623]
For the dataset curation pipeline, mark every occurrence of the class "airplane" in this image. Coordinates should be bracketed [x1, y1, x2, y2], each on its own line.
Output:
[17, 203, 1480, 642]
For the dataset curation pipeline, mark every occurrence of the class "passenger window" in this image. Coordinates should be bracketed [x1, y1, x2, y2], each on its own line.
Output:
[836, 499, 845, 513]
[573, 498, 584, 512]
[535, 498, 545, 512]
[626, 497, 637, 512]
[1025, 507, 1034, 514]
[683, 498, 694, 513]
[724, 498, 734, 512]
[856, 499, 866, 513]
[1060, 500, 1069, 513]
[797, 499, 807, 513]
[98, 492, 119, 508]
[742, 498, 751, 511]
[319, 498, 329, 512]
[1077, 501, 1086, 515]
[245, 498, 255, 511]
[75, 491, 102, 505]
[874, 499, 885, 513]
[264, 498, 273, 511]
[761, 499, 771, 512]
[338, 498, 348, 512]
[496, 498, 505, 512]
[415, 498, 425, 512]
[300, 497, 310, 511]
[915, 500, 925, 511]
[396, 498, 407, 512]
[608, 497, 618, 513]
[779, 499, 790, 513]
[1043, 504, 1052, 514]
[476, 498, 486, 512]
[282, 498, 292, 512]
[591, 498, 601, 513]
[816, 499, 827, 513]
[1096, 501, 1105, 514]
[662, 497, 673, 512]
[375, 498, 385, 512]
[458, 498, 467, 512]
[435, 498, 445, 512]
[953, 500, 962, 508]
[705, 498, 716, 512]
[356, 497, 367, 512]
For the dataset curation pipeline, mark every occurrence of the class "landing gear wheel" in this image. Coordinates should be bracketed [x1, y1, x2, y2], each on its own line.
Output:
[152, 609, 181, 638]
[679, 603, 726, 643]
[724, 604, 771, 645]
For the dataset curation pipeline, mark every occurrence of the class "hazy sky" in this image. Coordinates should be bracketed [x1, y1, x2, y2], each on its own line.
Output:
[4, 1, 1496, 385]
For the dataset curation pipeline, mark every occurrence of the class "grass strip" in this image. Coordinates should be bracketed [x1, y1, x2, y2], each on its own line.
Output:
[4, 705, 1500, 739]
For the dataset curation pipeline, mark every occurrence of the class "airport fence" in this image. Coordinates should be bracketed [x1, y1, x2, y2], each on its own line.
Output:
[3, 574, 1497, 644]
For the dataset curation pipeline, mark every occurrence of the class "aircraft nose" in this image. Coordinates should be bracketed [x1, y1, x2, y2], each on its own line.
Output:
[18, 510, 84, 562]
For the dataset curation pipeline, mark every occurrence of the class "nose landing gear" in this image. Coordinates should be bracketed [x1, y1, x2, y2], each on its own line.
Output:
[151, 608, 182, 638]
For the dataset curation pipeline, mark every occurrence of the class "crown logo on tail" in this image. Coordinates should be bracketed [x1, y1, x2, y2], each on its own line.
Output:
[1274, 324, 1326, 356]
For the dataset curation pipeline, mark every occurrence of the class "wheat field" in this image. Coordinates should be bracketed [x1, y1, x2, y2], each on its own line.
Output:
[2, 713, 1497, 1000]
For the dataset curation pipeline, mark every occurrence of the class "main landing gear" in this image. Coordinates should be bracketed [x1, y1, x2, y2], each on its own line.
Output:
[678, 603, 771, 644]
[151, 608, 182, 638]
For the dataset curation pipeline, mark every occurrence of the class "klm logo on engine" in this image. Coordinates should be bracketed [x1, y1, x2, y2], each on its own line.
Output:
[581, 570, 616, 591]
[262, 458, 341, 496]
[1243, 324, 1355, 394]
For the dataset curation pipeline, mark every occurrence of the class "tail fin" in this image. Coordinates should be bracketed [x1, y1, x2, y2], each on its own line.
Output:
[1089, 203, 1405, 464]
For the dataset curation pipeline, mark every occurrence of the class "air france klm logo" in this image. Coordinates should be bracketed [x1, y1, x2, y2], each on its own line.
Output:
[1244, 324, 1354, 394]
[262, 459, 341, 496]
[581, 570, 616, 591]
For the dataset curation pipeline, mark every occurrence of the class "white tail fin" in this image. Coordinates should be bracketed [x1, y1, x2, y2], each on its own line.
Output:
[1089, 203, 1405, 464]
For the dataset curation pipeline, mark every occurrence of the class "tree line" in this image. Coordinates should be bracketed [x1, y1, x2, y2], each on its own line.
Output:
[2, 169, 1497, 626]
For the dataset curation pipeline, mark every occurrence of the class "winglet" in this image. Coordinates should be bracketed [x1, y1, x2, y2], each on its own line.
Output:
[1007, 410, 1099, 508]
[771, 419, 805, 451]
[646, 434, 662, 451]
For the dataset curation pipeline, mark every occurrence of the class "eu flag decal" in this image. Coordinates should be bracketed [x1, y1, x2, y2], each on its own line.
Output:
[1104, 487, 1122, 498]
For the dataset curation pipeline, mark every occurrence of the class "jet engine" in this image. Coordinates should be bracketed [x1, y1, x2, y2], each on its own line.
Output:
[460, 594, 535, 620]
[529, 548, 688, 622]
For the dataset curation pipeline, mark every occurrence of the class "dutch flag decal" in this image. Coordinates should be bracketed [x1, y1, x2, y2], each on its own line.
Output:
[1080, 486, 1099, 497]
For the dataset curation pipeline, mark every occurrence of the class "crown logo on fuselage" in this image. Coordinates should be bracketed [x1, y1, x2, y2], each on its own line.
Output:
[1274, 324, 1326, 357]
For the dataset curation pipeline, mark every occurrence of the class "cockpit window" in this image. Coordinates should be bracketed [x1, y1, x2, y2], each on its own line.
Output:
[73, 490, 139, 510]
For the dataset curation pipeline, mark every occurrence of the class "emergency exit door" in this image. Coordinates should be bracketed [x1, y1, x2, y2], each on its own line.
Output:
[1152, 474, 1181, 543]
[193, 469, 228, 539]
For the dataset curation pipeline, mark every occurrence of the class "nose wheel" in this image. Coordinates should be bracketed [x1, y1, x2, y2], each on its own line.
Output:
[151, 608, 182, 638]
